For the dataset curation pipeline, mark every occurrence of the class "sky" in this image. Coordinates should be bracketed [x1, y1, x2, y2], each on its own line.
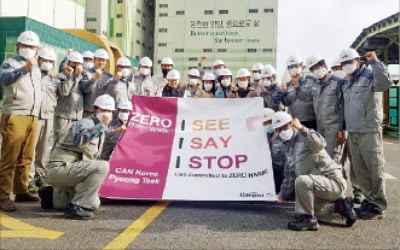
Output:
[276, 0, 399, 77]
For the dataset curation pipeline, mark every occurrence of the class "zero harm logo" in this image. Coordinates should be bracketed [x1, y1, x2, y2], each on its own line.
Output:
[239, 192, 264, 198]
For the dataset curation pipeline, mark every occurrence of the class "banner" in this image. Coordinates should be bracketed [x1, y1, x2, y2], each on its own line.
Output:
[99, 96, 276, 201]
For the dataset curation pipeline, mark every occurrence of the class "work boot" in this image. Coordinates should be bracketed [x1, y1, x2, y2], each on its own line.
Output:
[352, 193, 362, 205]
[334, 197, 357, 227]
[288, 214, 319, 231]
[64, 204, 94, 220]
[38, 186, 54, 209]
[358, 201, 385, 220]
[14, 192, 40, 202]
[0, 199, 16, 212]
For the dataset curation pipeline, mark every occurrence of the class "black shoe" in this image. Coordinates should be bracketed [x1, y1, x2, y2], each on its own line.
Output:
[64, 204, 94, 220]
[288, 214, 319, 231]
[358, 201, 385, 220]
[353, 194, 362, 205]
[38, 186, 54, 209]
[335, 197, 357, 227]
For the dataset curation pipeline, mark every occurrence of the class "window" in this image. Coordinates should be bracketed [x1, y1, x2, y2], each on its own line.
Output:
[116, 33, 123, 37]
[86, 17, 97, 22]
[159, 13, 168, 17]
[203, 66, 212, 71]
[203, 48, 212, 53]
[263, 48, 273, 52]
[142, 43, 145, 47]
[136, 9, 141, 14]
[175, 48, 184, 53]
[204, 10, 213, 15]
[87, 29, 96, 33]
[219, 10, 228, 14]
[217, 48, 227, 53]
[249, 9, 258, 14]
[159, 4, 168, 8]
[135, 56, 139, 60]
[248, 48, 257, 53]
[159, 28, 168, 33]
[188, 57, 198, 62]
[116, 13, 123, 19]
[136, 22, 141, 27]
[264, 8, 274, 13]
[136, 40, 141, 45]
[158, 43, 167, 47]
[117, 0, 123, 3]
[176, 10, 185, 15]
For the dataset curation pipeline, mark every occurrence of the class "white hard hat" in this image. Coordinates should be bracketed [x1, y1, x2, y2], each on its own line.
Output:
[38, 47, 56, 61]
[272, 112, 293, 129]
[286, 55, 303, 66]
[117, 100, 133, 111]
[94, 48, 109, 60]
[236, 68, 251, 78]
[306, 54, 324, 69]
[338, 48, 360, 63]
[166, 69, 180, 80]
[188, 68, 200, 77]
[67, 51, 84, 64]
[219, 68, 232, 76]
[82, 51, 94, 59]
[161, 57, 174, 65]
[116, 57, 131, 67]
[212, 59, 225, 68]
[17, 30, 40, 47]
[140, 57, 152, 67]
[252, 62, 264, 71]
[202, 72, 215, 81]
[262, 108, 276, 122]
[93, 94, 115, 111]
[262, 64, 276, 78]
[331, 59, 341, 68]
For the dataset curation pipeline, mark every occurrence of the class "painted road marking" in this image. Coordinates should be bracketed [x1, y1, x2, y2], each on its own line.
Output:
[384, 172, 397, 180]
[0, 213, 64, 239]
[103, 201, 170, 250]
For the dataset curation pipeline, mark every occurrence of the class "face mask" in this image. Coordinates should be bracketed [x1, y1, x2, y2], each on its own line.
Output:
[312, 68, 327, 80]
[238, 80, 248, 89]
[162, 69, 170, 78]
[96, 112, 113, 124]
[121, 68, 131, 78]
[332, 70, 346, 79]
[342, 63, 357, 75]
[83, 62, 94, 70]
[264, 125, 274, 134]
[221, 79, 231, 87]
[189, 78, 199, 86]
[263, 79, 272, 87]
[118, 112, 130, 125]
[19, 48, 36, 59]
[279, 128, 294, 141]
[204, 83, 213, 91]
[289, 67, 302, 76]
[40, 62, 53, 72]
[140, 67, 150, 76]
[253, 73, 261, 81]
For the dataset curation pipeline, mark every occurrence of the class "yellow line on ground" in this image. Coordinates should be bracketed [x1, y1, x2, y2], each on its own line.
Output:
[103, 201, 170, 250]
[0, 213, 64, 239]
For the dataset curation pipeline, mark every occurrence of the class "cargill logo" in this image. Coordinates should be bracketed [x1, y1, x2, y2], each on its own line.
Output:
[240, 192, 264, 198]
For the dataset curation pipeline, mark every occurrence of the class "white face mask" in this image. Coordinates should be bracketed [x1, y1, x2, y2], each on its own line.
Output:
[342, 63, 357, 75]
[238, 80, 249, 89]
[221, 79, 231, 87]
[253, 73, 261, 81]
[19, 48, 36, 59]
[96, 112, 113, 124]
[83, 61, 94, 70]
[140, 67, 150, 76]
[279, 128, 294, 141]
[189, 78, 199, 86]
[263, 79, 272, 87]
[118, 112, 130, 125]
[204, 83, 213, 91]
[288, 67, 302, 76]
[312, 68, 327, 80]
[121, 68, 131, 78]
[332, 70, 346, 79]
[40, 62, 53, 72]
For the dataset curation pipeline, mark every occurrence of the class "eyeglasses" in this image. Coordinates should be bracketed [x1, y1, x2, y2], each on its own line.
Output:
[341, 59, 354, 66]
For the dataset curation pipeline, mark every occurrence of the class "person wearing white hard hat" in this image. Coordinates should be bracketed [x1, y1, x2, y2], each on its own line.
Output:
[271, 112, 356, 231]
[232, 68, 257, 98]
[100, 100, 132, 160]
[58, 48, 74, 73]
[53, 51, 89, 148]
[251, 62, 264, 88]
[197, 72, 216, 98]
[330, 59, 345, 79]
[28, 47, 59, 193]
[0, 30, 43, 210]
[281, 55, 316, 130]
[41, 94, 118, 220]
[133, 56, 158, 96]
[162, 69, 185, 97]
[82, 51, 94, 71]
[214, 68, 235, 98]
[81, 48, 113, 117]
[212, 59, 226, 78]
[258, 64, 283, 111]
[106, 57, 135, 104]
[151, 57, 174, 91]
[184, 68, 201, 98]
[338, 48, 392, 219]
